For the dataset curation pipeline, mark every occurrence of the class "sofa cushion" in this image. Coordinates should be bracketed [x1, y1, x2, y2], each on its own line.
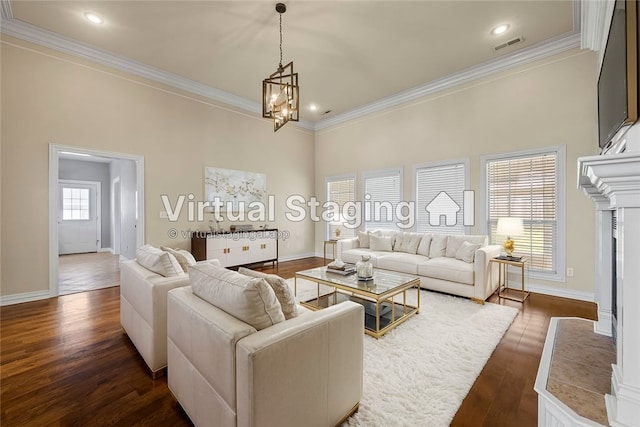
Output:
[357, 231, 370, 248]
[418, 258, 474, 285]
[456, 241, 481, 263]
[238, 267, 298, 320]
[341, 249, 383, 267]
[377, 253, 427, 275]
[189, 263, 285, 330]
[429, 235, 447, 258]
[136, 245, 184, 277]
[416, 234, 432, 257]
[161, 247, 197, 272]
[394, 232, 422, 254]
[369, 234, 393, 252]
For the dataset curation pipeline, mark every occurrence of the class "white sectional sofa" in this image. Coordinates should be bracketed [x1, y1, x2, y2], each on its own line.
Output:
[337, 230, 501, 302]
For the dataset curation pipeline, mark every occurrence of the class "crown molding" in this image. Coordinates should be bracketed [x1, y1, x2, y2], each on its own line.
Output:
[314, 32, 582, 131]
[0, 17, 315, 131]
[580, 0, 609, 52]
[2, 8, 579, 134]
[0, 0, 12, 20]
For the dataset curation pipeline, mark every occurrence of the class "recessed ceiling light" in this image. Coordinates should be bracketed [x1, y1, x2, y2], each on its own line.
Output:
[491, 24, 509, 36]
[84, 12, 104, 25]
[309, 104, 318, 111]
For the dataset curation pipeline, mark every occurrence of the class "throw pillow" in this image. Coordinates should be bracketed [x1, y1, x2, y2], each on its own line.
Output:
[190, 263, 285, 330]
[369, 229, 397, 249]
[429, 235, 447, 258]
[456, 241, 481, 263]
[417, 234, 432, 257]
[445, 235, 468, 258]
[161, 246, 197, 272]
[238, 267, 298, 319]
[136, 245, 184, 277]
[369, 234, 393, 251]
[357, 230, 370, 248]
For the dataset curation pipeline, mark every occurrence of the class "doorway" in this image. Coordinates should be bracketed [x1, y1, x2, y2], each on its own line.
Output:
[49, 145, 145, 297]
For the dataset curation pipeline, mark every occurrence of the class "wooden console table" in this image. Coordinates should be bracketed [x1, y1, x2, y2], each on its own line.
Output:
[191, 229, 278, 268]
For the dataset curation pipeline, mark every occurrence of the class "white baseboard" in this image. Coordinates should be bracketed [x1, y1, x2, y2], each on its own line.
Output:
[278, 252, 317, 262]
[507, 282, 595, 302]
[98, 247, 114, 253]
[0, 290, 51, 306]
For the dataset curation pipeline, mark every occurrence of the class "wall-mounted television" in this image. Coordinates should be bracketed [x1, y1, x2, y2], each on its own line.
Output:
[598, 0, 638, 150]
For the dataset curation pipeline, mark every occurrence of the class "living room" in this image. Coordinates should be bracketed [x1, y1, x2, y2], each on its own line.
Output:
[2, 1, 640, 426]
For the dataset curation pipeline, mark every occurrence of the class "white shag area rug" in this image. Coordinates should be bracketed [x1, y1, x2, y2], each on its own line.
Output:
[288, 278, 518, 427]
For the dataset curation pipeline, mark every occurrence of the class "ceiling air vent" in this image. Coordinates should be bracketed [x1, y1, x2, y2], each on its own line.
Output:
[494, 36, 524, 51]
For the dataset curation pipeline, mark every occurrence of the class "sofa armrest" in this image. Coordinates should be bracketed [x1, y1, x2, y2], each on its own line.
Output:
[167, 286, 256, 426]
[337, 237, 360, 260]
[473, 245, 502, 301]
[236, 301, 364, 427]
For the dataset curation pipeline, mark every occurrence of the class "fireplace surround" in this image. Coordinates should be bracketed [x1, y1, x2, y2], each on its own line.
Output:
[578, 151, 640, 426]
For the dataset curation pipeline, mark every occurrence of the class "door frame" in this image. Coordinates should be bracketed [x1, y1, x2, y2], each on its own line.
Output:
[49, 144, 145, 297]
[58, 179, 102, 253]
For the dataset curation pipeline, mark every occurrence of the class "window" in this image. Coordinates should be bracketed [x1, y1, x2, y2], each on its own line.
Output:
[63, 187, 90, 220]
[362, 168, 402, 230]
[414, 160, 468, 235]
[326, 175, 356, 240]
[483, 146, 565, 280]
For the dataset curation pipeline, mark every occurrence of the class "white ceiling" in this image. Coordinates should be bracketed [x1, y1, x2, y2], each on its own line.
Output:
[3, 1, 577, 126]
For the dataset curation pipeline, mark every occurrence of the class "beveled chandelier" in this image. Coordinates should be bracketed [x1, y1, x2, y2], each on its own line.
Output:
[262, 3, 299, 132]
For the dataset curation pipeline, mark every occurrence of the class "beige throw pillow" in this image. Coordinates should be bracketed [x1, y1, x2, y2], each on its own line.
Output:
[369, 234, 393, 252]
[136, 245, 184, 277]
[189, 263, 285, 330]
[238, 267, 298, 319]
[417, 234, 432, 257]
[429, 235, 447, 258]
[456, 241, 481, 263]
[446, 235, 468, 258]
[161, 246, 197, 272]
[357, 230, 370, 248]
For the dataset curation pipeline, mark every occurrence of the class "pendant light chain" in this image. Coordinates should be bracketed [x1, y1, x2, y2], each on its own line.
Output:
[278, 12, 283, 71]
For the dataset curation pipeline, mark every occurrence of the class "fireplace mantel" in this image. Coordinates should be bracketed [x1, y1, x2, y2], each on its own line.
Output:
[578, 152, 640, 427]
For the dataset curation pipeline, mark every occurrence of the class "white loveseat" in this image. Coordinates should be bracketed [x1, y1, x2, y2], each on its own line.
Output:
[167, 263, 364, 427]
[338, 230, 501, 302]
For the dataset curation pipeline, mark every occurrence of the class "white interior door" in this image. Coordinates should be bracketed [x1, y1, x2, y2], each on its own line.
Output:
[58, 180, 100, 254]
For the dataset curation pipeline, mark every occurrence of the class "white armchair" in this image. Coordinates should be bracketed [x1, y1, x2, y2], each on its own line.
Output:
[167, 269, 364, 427]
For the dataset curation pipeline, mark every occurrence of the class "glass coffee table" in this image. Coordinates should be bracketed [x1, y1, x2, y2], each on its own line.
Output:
[294, 267, 420, 339]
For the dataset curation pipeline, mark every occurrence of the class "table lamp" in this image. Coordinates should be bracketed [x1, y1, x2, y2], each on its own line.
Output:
[496, 217, 524, 257]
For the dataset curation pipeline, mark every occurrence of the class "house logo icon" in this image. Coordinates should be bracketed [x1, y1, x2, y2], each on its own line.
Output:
[425, 190, 475, 227]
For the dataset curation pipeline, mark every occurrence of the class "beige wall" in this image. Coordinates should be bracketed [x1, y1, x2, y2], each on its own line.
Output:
[314, 50, 599, 295]
[0, 36, 315, 297]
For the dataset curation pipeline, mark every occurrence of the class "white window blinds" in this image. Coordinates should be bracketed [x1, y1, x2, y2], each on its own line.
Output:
[486, 152, 558, 274]
[363, 169, 402, 230]
[326, 176, 356, 239]
[415, 162, 466, 235]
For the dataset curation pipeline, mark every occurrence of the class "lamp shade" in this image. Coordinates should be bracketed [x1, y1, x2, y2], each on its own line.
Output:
[496, 217, 524, 237]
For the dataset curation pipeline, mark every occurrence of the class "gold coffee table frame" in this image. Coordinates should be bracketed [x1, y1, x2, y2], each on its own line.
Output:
[295, 267, 420, 339]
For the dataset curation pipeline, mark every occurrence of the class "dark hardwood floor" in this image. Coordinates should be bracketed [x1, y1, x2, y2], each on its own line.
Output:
[1, 257, 597, 426]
